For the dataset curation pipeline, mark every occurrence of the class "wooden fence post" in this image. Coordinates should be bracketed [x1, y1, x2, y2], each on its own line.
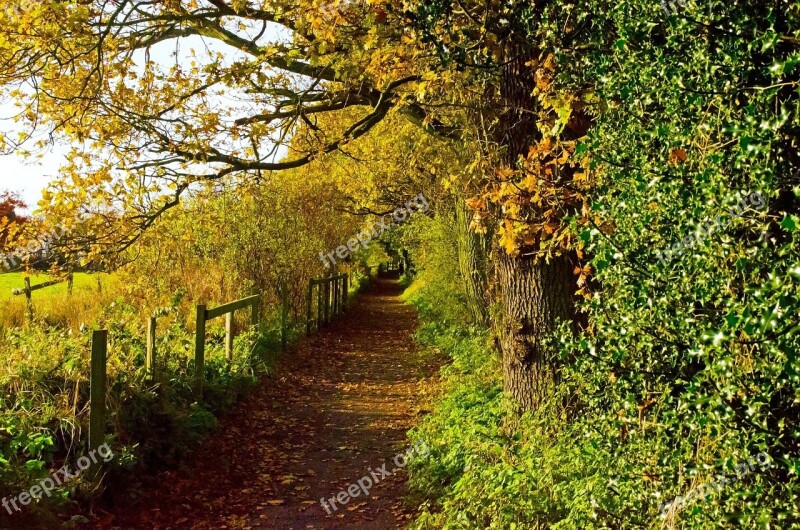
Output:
[330, 279, 335, 320]
[321, 280, 326, 325]
[67, 272, 74, 295]
[339, 275, 345, 313]
[24, 277, 33, 323]
[146, 317, 156, 380]
[329, 278, 333, 322]
[317, 281, 323, 330]
[323, 280, 329, 325]
[343, 274, 349, 311]
[225, 312, 234, 361]
[333, 277, 338, 316]
[90, 330, 108, 452]
[328, 279, 333, 322]
[306, 280, 313, 336]
[194, 304, 207, 396]
[339, 276, 344, 314]
[344, 275, 347, 309]
[333, 277, 339, 317]
[251, 295, 260, 327]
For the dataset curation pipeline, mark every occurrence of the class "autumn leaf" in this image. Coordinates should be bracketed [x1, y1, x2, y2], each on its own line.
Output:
[669, 148, 687, 164]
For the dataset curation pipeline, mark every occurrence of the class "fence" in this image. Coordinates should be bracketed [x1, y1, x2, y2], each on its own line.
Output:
[194, 293, 262, 394]
[379, 261, 402, 274]
[144, 286, 295, 387]
[11, 273, 75, 322]
[88, 268, 372, 450]
[306, 274, 348, 336]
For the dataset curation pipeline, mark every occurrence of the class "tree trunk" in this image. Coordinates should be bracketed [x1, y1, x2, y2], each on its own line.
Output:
[455, 197, 491, 325]
[493, 42, 579, 413]
[402, 248, 411, 274]
[497, 251, 575, 411]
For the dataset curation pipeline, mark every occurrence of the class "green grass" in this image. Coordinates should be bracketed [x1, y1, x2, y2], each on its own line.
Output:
[0, 272, 106, 302]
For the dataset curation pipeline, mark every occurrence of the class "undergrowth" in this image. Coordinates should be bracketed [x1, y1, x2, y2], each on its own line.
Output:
[0, 297, 329, 526]
[404, 278, 800, 530]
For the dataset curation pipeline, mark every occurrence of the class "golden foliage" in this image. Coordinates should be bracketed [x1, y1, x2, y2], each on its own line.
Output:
[469, 138, 592, 258]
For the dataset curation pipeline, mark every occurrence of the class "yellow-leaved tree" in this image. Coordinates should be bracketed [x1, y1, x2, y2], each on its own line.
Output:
[0, 0, 591, 413]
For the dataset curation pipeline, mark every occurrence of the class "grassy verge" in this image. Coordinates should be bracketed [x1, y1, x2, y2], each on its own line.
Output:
[10, 296, 358, 527]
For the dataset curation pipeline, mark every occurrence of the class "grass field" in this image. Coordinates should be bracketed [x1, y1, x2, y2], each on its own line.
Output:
[0, 272, 108, 302]
[0, 272, 116, 330]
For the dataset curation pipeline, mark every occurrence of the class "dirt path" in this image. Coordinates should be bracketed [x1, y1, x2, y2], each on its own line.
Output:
[90, 277, 438, 530]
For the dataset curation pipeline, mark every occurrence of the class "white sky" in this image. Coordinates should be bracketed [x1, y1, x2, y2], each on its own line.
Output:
[1, 146, 66, 212]
[0, 16, 290, 213]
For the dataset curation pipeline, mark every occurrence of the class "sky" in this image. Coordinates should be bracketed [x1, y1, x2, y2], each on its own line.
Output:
[1, 144, 66, 212]
[0, 15, 288, 214]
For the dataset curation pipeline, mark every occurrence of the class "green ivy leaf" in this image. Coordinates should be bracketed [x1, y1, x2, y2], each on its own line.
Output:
[780, 215, 799, 232]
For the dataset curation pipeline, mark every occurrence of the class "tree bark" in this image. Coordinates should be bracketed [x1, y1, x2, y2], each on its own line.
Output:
[493, 42, 579, 412]
[401, 248, 411, 274]
[455, 197, 491, 325]
[496, 251, 575, 411]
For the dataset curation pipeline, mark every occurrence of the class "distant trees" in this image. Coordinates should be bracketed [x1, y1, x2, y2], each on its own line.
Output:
[0, 190, 28, 249]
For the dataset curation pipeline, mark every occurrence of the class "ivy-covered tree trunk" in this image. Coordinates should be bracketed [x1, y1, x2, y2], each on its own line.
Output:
[494, 43, 578, 412]
[455, 197, 491, 324]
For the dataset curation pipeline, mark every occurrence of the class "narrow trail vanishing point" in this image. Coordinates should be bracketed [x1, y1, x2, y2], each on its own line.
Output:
[87, 277, 440, 530]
